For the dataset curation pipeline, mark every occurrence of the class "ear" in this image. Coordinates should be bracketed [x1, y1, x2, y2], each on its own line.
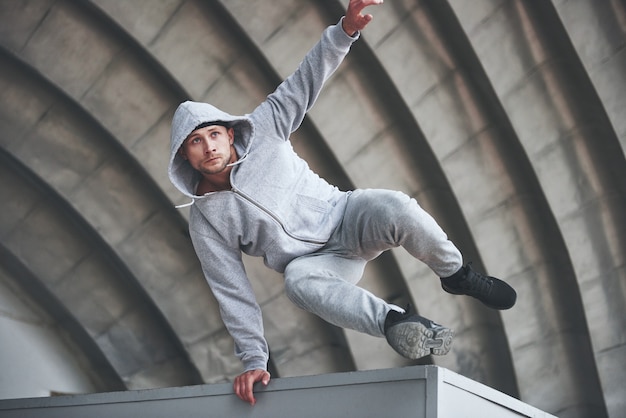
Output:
[178, 146, 188, 160]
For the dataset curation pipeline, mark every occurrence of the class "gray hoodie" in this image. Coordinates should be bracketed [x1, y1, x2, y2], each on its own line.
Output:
[168, 19, 357, 371]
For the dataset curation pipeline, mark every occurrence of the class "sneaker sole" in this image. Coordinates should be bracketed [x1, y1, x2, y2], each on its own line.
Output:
[442, 284, 513, 310]
[385, 321, 454, 359]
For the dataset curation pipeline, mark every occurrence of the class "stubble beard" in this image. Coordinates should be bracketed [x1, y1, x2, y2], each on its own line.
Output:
[199, 148, 234, 176]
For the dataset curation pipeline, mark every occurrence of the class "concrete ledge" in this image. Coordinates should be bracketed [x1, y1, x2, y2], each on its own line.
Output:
[0, 366, 555, 417]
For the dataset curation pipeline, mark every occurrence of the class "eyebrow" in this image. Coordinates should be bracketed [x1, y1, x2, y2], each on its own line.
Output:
[186, 126, 224, 141]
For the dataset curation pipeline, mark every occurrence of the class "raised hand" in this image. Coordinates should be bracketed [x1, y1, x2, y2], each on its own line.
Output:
[342, 0, 384, 36]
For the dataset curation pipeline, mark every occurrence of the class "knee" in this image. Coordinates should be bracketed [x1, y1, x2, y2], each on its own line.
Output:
[386, 190, 417, 216]
[365, 190, 414, 218]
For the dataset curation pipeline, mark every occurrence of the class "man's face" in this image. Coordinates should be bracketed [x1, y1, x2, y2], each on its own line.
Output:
[179, 125, 235, 176]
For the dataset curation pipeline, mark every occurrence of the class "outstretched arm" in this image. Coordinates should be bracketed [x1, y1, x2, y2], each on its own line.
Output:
[250, 0, 383, 140]
[342, 0, 383, 36]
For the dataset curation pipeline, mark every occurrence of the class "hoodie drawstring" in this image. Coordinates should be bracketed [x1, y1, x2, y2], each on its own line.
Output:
[226, 152, 249, 167]
[174, 152, 248, 209]
[175, 198, 195, 209]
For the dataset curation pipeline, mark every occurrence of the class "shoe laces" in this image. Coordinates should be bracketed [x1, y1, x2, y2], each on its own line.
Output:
[464, 263, 493, 295]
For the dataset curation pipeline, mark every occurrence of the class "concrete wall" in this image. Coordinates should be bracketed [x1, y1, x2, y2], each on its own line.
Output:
[0, 1, 624, 417]
[0, 263, 99, 398]
[0, 366, 556, 418]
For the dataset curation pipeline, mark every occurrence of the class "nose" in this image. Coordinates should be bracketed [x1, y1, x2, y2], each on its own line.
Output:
[202, 137, 215, 154]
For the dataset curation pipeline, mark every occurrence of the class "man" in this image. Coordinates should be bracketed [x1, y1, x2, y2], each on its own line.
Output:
[168, 0, 516, 406]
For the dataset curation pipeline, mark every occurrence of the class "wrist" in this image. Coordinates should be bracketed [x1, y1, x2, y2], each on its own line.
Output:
[342, 24, 357, 37]
[340, 16, 358, 37]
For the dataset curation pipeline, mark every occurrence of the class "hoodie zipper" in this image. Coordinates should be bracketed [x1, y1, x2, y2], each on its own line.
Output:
[230, 186, 327, 246]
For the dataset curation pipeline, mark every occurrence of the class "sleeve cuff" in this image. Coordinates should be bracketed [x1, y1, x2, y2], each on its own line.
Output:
[335, 16, 361, 42]
[243, 357, 269, 372]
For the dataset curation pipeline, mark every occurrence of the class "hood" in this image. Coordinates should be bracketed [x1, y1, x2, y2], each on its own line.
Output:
[168, 101, 254, 199]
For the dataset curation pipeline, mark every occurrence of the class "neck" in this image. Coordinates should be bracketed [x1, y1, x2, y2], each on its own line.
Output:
[198, 170, 231, 194]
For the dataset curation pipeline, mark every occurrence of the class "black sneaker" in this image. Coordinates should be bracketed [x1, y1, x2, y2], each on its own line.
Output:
[441, 263, 517, 310]
[384, 307, 454, 360]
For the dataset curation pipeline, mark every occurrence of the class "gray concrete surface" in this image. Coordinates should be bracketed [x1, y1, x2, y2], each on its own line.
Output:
[0, 366, 556, 418]
[0, 1, 624, 417]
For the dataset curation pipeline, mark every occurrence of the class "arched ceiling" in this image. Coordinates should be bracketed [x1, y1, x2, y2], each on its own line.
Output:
[1, 1, 625, 417]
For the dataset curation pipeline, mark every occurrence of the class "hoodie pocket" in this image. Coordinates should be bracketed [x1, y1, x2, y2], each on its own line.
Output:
[296, 194, 330, 213]
[284, 194, 333, 241]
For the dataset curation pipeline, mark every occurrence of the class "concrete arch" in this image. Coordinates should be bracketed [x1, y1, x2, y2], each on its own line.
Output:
[0, 150, 201, 389]
[444, 1, 625, 416]
[0, 47, 222, 384]
[0, 0, 367, 383]
[0, 1, 624, 417]
[359, 1, 610, 415]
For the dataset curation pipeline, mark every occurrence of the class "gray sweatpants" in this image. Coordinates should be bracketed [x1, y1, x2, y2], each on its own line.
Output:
[283, 189, 463, 338]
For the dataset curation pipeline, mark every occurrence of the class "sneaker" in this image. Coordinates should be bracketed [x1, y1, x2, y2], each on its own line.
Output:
[384, 307, 454, 360]
[441, 263, 517, 310]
